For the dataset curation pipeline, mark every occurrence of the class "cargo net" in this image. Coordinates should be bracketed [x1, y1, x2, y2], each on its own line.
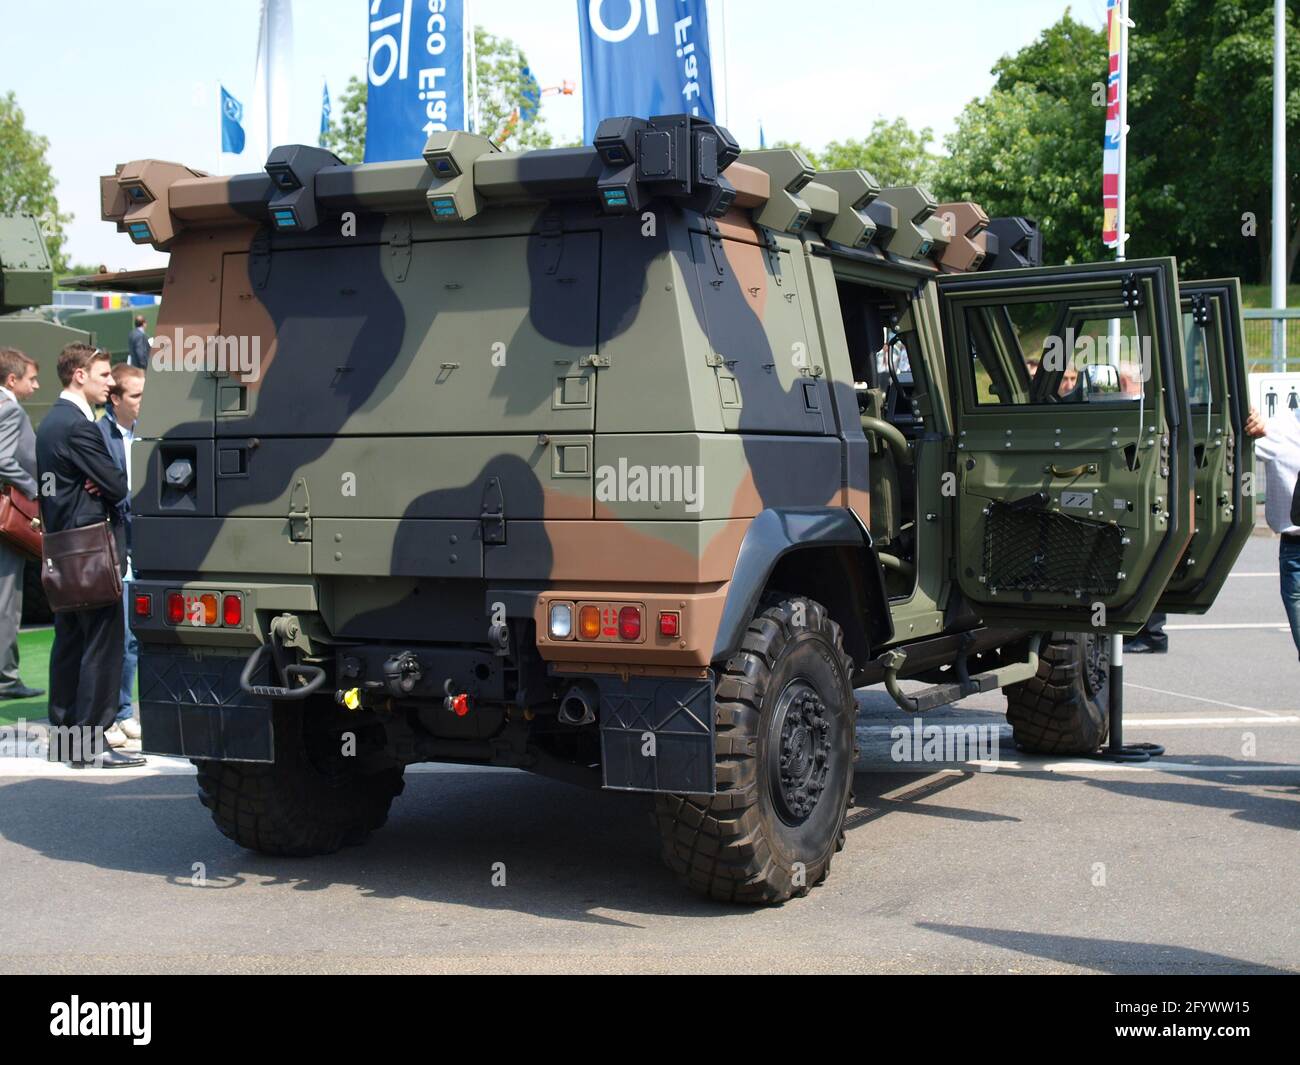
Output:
[982, 501, 1125, 596]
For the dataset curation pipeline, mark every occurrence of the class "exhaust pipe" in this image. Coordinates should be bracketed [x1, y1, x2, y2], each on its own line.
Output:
[557, 683, 598, 727]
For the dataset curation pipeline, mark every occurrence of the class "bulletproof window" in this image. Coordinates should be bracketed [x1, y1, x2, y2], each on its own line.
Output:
[962, 298, 1151, 407]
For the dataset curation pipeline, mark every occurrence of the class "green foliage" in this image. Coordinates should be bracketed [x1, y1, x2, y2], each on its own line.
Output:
[932, 2, 1300, 281]
[933, 12, 1121, 266]
[776, 118, 938, 188]
[0, 91, 72, 272]
[321, 28, 553, 163]
[321, 75, 368, 165]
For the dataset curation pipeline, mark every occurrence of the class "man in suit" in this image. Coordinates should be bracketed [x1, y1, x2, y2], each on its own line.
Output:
[99, 364, 145, 747]
[0, 349, 45, 700]
[36, 344, 143, 768]
[127, 316, 151, 370]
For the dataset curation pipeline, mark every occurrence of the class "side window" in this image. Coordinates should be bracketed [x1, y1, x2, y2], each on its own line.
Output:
[1180, 309, 1212, 407]
[962, 299, 1151, 407]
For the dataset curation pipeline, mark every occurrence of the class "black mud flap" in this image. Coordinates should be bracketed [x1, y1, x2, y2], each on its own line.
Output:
[139, 645, 275, 762]
[595, 673, 715, 795]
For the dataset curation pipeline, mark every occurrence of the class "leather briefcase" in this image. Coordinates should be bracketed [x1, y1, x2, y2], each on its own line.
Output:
[0, 484, 42, 560]
[41, 520, 122, 612]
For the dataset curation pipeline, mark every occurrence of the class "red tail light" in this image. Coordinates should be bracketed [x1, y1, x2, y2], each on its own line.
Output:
[658, 611, 680, 637]
[134, 594, 152, 618]
[222, 594, 243, 626]
[165, 592, 184, 624]
[618, 606, 641, 641]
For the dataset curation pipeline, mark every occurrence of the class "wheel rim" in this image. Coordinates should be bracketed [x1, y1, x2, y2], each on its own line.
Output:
[1083, 633, 1109, 699]
[767, 678, 834, 826]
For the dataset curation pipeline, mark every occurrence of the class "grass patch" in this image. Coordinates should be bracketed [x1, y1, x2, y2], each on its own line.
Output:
[0, 628, 53, 727]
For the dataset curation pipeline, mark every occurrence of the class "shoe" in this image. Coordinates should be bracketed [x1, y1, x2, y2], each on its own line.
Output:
[118, 717, 142, 741]
[105, 724, 128, 748]
[72, 747, 147, 769]
[0, 684, 45, 700]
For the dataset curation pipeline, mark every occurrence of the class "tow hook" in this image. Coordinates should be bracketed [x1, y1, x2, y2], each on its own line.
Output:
[443, 679, 471, 717]
[382, 651, 423, 696]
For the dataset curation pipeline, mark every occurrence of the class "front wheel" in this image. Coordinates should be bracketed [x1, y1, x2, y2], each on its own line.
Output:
[656, 597, 857, 904]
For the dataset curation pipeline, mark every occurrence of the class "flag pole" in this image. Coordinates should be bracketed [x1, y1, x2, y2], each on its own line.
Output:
[1273, 0, 1288, 371]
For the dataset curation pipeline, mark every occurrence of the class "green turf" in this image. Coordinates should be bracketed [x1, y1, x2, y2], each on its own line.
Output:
[0, 628, 54, 727]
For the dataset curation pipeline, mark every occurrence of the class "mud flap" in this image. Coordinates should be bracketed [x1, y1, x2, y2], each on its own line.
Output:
[594, 673, 716, 795]
[138, 645, 275, 762]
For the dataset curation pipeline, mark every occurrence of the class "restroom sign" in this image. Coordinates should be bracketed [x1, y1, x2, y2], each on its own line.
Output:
[1249, 373, 1300, 421]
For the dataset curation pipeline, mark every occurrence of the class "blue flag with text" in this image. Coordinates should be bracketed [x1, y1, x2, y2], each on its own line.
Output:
[366, 0, 472, 162]
[577, 0, 715, 143]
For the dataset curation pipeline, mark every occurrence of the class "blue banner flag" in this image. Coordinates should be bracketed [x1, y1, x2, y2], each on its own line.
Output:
[366, 0, 472, 162]
[577, 0, 715, 144]
[220, 86, 246, 155]
[320, 81, 331, 146]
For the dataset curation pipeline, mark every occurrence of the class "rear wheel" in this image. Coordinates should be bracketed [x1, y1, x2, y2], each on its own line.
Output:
[656, 597, 856, 904]
[1005, 631, 1109, 755]
[195, 702, 404, 856]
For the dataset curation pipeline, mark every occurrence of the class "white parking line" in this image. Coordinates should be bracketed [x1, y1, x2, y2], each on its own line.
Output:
[1164, 623, 1291, 630]
[1227, 572, 1280, 578]
[1124, 683, 1286, 717]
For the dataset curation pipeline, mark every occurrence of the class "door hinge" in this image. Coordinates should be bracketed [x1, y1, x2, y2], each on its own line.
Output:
[1120, 272, 1143, 309]
[1191, 293, 1210, 327]
[250, 228, 272, 290]
[579, 353, 609, 369]
[760, 225, 784, 284]
[538, 212, 565, 276]
[480, 476, 506, 545]
[704, 216, 726, 276]
[385, 215, 412, 283]
[288, 477, 311, 542]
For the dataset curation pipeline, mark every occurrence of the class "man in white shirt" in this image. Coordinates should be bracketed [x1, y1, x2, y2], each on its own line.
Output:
[1247, 406, 1300, 660]
[98, 365, 145, 746]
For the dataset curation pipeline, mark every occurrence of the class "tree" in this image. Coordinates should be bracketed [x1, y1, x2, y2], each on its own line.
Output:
[933, 12, 1125, 266]
[776, 118, 939, 188]
[0, 91, 72, 271]
[1127, 0, 1300, 283]
[321, 28, 552, 163]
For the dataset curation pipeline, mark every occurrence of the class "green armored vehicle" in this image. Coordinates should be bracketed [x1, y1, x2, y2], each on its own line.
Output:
[103, 118, 1253, 903]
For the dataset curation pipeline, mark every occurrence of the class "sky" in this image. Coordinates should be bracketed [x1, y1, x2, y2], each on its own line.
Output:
[0, 0, 1109, 270]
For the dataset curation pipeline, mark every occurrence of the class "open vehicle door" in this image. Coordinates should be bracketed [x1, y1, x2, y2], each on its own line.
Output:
[1153, 279, 1255, 612]
[936, 259, 1194, 635]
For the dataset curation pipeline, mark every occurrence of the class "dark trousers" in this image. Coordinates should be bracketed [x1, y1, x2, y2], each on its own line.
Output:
[47, 601, 124, 731]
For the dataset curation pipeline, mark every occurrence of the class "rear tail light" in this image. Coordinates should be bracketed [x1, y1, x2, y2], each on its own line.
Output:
[133, 594, 152, 618]
[658, 611, 680, 638]
[618, 606, 641, 641]
[548, 602, 572, 639]
[222, 594, 243, 626]
[578, 605, 601, 640]
[166, 592, 184, 624]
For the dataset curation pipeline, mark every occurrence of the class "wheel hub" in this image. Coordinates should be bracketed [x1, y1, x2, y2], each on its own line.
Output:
[770, 682, 833, 824]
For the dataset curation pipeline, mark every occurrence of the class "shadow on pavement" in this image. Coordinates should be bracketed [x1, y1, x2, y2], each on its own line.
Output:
[914, 921, 1295, 974]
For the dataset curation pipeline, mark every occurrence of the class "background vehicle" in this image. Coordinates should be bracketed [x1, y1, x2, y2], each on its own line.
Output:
[104, 120, 1254, 903]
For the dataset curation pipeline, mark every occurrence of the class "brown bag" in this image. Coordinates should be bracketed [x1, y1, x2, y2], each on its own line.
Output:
[0, 485, 42, 560]
[40, 521, 121, 612]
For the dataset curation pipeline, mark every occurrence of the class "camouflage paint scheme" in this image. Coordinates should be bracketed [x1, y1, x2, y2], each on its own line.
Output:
[99, 118, 1252, 788]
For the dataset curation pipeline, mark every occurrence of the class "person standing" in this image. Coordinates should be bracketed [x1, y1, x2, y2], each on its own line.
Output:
[0, 349, 45, 700]
[1247, 406, 1300, 661]
[36, 344, 143, 767]
[99, 364, 144, 747]
[127, 316, 151, 371]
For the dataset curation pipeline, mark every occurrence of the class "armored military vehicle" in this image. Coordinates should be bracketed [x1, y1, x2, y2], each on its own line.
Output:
[103, 117, 1253, 903]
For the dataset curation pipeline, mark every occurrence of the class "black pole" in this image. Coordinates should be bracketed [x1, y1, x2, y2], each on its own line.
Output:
[1090, 633, 1164, 762]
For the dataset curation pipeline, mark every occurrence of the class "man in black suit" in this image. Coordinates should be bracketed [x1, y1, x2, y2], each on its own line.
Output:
[36, 344, 143, 768]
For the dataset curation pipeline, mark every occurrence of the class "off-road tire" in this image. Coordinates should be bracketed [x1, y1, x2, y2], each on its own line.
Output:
[1005, 631, 1109, 755]
[195, 703, 404, 856]
[656, 596, 857, 905]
